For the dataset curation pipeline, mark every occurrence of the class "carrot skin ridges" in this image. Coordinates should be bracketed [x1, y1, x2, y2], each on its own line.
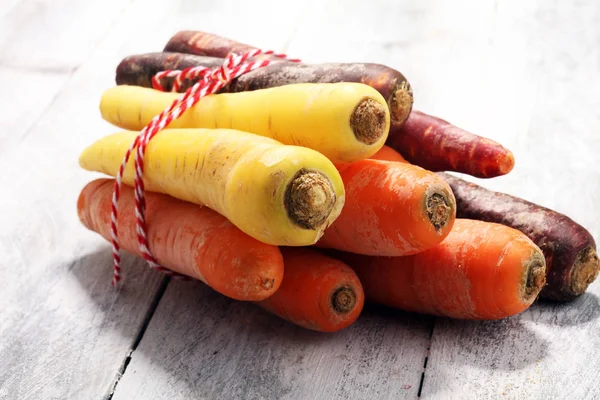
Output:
[335, 219, 547, 320]
[77, 178, 284, 301]
[438, 172, 600, 301]
[256, 248, 364, 332]
[386, 110, 515, 178]
[318, 159, 456, 256]
[117, 51, 413, 126]
[163, 30, 257, 58]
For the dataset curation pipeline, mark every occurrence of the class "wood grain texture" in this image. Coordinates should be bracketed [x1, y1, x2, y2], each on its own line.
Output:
[0, 0, 135, 69]
[0, 67, 69, 146]
[0, 0, 172, 398]
[423, 295, 600, 400]
[112, 280, 432, 400]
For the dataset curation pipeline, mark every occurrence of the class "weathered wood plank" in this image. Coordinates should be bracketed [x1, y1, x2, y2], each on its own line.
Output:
[0, 0, 134, 69]
[420, 1, 600, 398]
[0, 126, 166, 399]
[0, 67, 69, 146]
[422, 293, 600, 400]
[0, 0, 177, 398]
[112, 280, 432, 400]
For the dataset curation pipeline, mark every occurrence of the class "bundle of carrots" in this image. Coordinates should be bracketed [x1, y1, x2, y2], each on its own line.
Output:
[76, 30, 599, 333]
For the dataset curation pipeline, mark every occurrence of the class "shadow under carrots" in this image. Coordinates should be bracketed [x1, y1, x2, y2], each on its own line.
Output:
[531, 293, 600, 327]
[430, 316, 549, 372]
[69, 247, 431, 400]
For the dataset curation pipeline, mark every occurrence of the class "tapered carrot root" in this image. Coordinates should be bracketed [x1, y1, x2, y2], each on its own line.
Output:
[336, 219, 547, 320]
[77, 179, 284, 301]
[164, 30, 258, 58]
[318, 159, 456, 256]
[386, 111, 515, 178]
[256, 248, 364, 332]
[439, 172, 600, 301]
[79, 129, 345, 247]
[100, 84, 390, 163]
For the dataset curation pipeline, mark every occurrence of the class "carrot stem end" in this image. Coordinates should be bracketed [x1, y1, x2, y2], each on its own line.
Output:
[426, 192, 454, 231]
[285, 169, 336, 230]
[389, 83, 413, 125]
[524, 253, 546, 301]
[570, 246, 600, 297]
[350, 98, 387, 145]
[332, 286, 356, 313]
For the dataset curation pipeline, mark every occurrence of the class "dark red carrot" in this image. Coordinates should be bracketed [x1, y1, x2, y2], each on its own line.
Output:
[256, 247, 364, 332]
[334, 219, 547, 320]
[438, 172, 600, 301]
[77, 178, 284, 301]
[118, 50, 413, 125]
[386, 111, 516, 178]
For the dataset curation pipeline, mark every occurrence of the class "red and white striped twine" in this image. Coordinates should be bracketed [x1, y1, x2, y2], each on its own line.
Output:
[110, 49, 301, 286]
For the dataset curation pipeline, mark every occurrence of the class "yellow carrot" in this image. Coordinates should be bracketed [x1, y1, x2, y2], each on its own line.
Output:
[79, 129, 345, 246]
[100, 83, 391, 163]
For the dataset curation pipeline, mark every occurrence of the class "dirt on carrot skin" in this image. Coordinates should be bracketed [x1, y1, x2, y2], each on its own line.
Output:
[523, 252, 547, 302]
[426, 191, 454, 231]
[350, 98, 388, 145]
[389, 81, 413, 126]
[332, 286, 356, 313]
[285, 169, 336, 229]
[571, 247, 600, 296]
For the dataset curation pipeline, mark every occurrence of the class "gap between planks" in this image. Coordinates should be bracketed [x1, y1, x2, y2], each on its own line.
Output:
[418, 320, 436, 397]
[106, 276, 172, 400]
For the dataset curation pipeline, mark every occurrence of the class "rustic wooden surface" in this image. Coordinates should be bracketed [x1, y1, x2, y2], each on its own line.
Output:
[0, 0, 598, 399]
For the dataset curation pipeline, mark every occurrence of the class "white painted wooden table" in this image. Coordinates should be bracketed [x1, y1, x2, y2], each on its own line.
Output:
[1, 1, 599, 399]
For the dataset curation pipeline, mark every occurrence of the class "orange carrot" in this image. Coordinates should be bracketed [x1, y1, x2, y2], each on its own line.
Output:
[318, 159, 456, 256]
[257, 248, 364, 332]
[439, 172, 599, 301]
[369, 145, 407, 163]
[77, 178, 284, 301]
[336, 219, 547, 319]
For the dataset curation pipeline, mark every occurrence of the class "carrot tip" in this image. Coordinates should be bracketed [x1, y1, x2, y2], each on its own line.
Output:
[570, 247, 600, 297]
[524, 252, 546, 301]
[332, 286, 356, 313]
[350, 98, 387, 145]
[498, 150, 516, 175]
